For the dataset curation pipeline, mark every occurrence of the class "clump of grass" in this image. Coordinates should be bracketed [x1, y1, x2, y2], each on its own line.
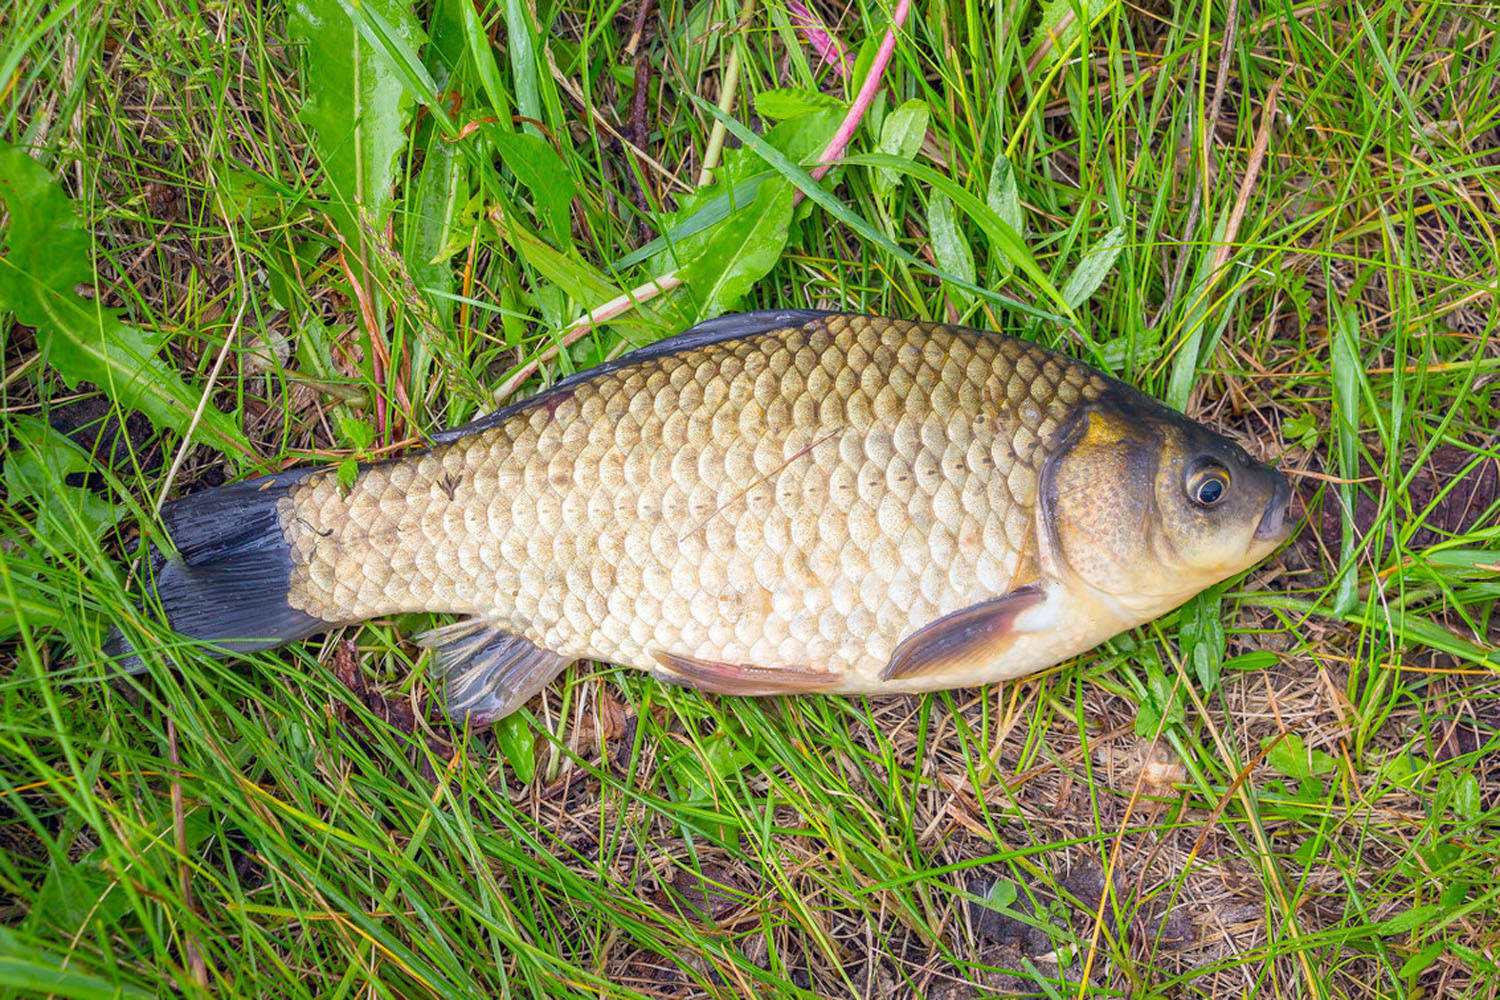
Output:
[2, 0, 1498, 996]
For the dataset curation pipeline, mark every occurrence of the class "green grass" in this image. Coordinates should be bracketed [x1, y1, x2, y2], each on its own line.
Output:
[2, 0, 1499, 996]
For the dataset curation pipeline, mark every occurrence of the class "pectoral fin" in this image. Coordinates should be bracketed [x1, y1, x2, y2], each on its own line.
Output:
[417, 619, 572, 726]
[881, 585, 1046, 680]
[651, 650, 841, 696]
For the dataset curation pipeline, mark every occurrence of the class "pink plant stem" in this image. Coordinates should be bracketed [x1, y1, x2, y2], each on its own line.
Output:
[787, 0, 852, 80]
[796, 0, 911, 205]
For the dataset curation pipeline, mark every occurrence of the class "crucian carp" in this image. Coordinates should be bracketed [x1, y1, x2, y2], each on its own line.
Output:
[110, 311, 1293, 723]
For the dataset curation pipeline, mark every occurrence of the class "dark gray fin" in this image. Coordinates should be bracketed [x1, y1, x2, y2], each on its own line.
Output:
[881, 586, 1046, 680]
[417, 619, 572, 726]
[651, 649, 841, 696]
[105, 468, 329, 673]
[431, 309, 844, 444]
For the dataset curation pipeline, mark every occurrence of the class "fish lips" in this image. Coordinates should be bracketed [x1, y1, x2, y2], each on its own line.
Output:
[1253, 472, 1294, 543]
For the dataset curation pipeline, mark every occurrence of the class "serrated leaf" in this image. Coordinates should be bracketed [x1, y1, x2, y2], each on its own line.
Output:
[337, 415, 376, 451]
[875, 99, 929, 194]
[929, 194, 975, 307]
[0, 146, 246, 457]
[288, 0, 425, 248]
[755, 87, 846, 120]
[1062, 225, 1127, 309]
[678, 180, 795, 323]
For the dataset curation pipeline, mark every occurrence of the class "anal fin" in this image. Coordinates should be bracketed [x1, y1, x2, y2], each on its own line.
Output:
[651, 650, 841, 696]
[417, 619, 572, 726]
[881, 585, 1045, 680]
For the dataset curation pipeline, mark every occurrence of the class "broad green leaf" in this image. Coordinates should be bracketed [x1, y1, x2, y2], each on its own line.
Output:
[495, 713, 537, 783]
[1330, 301, 1362, 615]
[1264, 733, 1337, 780]
[406, 127, 469, 311]
[2, 417, 122, 545]
[1061, 225, 1126, 308]
[454, 0, 510, 122]
[615, 172, 774, 270]
[928, 194, 975, 308]
[986, 155, 1023, 278]
[288, 0, 425, 249]
[980, 879, 1017, 910]
[1027, 0, 1115, 73]
[217, 165, 298, 225]
[1164, 199, 1237, 409]
[424, 0, 469, 87]
[1374, 904, 1442, 937]
[986, 155, 1023, 235]
[1455, 772, 1481, 821]
[495, 211, 679, 343]
[652, 111, 841, 274]
[755, 87, 845, 120]
[506, 0, 542, 135]
[1400, 942, 1446, 982]
[840, 152, 1078, 328]
[1223, 649, 1279, 672]
[691, 100, 1068, 326]
[490, 130, 578, 251]
[1135, 659, 1185, 736]
[1179, 590, 1226, 691]
[678, 180, 795, 323]
[0, 928, 151, 1000]
[0, 146, 246, 457]
[875, 98, 929, 194]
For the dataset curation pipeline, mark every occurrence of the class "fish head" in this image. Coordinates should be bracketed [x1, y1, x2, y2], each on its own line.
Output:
[1041, 391, 1293, 617]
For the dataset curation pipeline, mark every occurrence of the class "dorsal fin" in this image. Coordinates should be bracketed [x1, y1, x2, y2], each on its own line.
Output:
[430, 309, 843, 444]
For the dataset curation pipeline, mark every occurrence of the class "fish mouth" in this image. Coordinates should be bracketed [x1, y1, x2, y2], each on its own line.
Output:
[1253, 473, 1293, 543]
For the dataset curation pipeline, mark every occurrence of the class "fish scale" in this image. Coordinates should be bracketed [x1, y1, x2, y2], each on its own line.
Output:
[277, 314, 1105, 686]
[110, 310, 1292, 722]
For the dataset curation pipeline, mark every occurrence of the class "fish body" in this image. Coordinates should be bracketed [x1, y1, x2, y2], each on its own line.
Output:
[115, 312, 1291, 722]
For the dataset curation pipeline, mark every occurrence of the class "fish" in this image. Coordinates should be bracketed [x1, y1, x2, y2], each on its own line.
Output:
[109, 311, 1293, 724]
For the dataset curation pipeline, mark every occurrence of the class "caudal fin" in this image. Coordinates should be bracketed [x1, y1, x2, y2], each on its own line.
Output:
[106, 469, 329, 670]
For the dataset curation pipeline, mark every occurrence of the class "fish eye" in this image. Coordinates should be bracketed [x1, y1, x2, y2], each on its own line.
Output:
[1187, 462, 1231, 508]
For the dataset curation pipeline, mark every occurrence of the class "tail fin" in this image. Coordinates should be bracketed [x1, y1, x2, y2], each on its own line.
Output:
[106, 469, 329, 671]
